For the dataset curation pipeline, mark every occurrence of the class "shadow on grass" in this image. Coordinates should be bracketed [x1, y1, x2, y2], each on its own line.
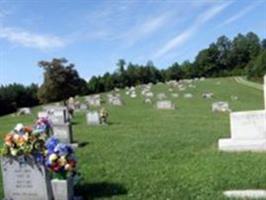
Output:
[75, 182, 128, 199]
[107, 121, 121, 126]
[78, 141, 90, 148]
[72, 121, 79, 125]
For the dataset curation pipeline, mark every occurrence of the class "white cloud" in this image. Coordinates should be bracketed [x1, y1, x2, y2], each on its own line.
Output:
[154, 1, 232, 59]
[220, 2, 261, 27]
[122, 13, 171, 47]
[0, 26, 65, 50]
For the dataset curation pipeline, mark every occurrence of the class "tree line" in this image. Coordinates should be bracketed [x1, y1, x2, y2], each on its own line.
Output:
[0, 31, 265, 116]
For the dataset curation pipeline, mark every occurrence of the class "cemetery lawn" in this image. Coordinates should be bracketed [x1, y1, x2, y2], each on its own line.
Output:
[0, 77, 265, 200]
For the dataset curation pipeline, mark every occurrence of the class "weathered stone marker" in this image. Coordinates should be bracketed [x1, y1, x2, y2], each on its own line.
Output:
[1, 156, 52, 200]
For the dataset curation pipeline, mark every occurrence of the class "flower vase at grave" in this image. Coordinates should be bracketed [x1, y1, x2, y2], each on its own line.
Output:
[51, 176, 74, 200]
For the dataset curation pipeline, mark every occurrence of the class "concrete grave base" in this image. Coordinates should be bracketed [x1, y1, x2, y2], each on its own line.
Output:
[224, 190, 266, 199]
[219, 139, 266, 152]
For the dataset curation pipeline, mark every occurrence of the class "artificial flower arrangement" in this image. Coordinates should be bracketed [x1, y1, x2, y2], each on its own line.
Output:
[1, 118, 77, 181]
[1, 122, 48, 161]
[45, 137, 77, 179]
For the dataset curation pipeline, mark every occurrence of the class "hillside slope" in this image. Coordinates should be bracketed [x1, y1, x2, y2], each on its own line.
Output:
[0, 77, 265, 200]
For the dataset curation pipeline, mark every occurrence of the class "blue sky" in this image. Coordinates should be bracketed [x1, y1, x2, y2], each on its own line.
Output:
[0, 0, 265, 85]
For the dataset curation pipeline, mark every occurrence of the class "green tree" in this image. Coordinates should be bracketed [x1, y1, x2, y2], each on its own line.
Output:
[247, 50, 266, 80]
[38, 58, 88, 103]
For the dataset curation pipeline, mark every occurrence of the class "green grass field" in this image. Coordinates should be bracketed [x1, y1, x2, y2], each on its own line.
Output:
[0, 77, 265, 200]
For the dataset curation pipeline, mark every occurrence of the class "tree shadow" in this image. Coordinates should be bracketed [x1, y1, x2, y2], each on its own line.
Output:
[75, 182, 128, 199]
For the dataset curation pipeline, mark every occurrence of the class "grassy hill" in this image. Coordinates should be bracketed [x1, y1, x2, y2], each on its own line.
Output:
[0, 77, 265, 200]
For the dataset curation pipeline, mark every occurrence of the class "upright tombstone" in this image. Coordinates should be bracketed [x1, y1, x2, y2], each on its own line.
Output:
[156, 100, 175, 110]
[43, 106, 73, 144]
[218, 75, 266, 151]
[43, 106, 69, 124]
[1, 156, 52, 200]
[52, 123, 73, 144]
[86, 111, 100, 125]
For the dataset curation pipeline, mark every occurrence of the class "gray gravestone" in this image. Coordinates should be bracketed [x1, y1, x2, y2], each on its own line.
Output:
[86, 112, 100, 125]
[43, 106, 69, 124]
[52, 123, 73, 144]
[1, 156, 52, 200]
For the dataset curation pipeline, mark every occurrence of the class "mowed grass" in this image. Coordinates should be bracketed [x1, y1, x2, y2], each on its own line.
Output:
[0, 77, 265, 200]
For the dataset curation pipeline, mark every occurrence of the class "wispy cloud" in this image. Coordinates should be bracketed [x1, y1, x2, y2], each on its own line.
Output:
[154, 1, 232, 59]
[0, 26, 65, 50]
[219, 2, 261, 27]
[121, 13, 171, 47]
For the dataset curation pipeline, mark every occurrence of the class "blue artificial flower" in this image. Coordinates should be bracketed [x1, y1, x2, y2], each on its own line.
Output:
[45, 137, 59, 153]
[54, 143, 73, 156]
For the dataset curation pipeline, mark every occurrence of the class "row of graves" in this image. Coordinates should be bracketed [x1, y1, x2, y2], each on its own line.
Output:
[0, 105, 80, 200]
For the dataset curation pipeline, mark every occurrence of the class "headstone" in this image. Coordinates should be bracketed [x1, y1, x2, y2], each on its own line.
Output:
[264, 75, 266, 108]
[172, 93, 179, 98]
[86, 112, 100, 125]
[218, 74, 266, 151]
[17, 107, 31, 116]
[231, 95, 239, 101]
[53, 123, 73, 144]
[144, 98, 152, 104]
[145, 92, 154, 98]
[223, 190, 266, 199]
[49, 109, 68, 125]
[1, 156, 52, 200]
[43, 106, 69, 124]
[38, 111, 49, 119]
[184, 93, 193, 98]
[157, 93, 167, 100]
[212, 102, 230, 112]
[80, 104, 88, 110]
[130, 92, 137, 98]
[202, 92, 214, 99]
[156, 100, 175, 110]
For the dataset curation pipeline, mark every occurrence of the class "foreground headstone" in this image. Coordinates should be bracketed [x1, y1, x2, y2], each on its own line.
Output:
[219, 110, 266, 151]
[1, 156, 52, 200]
[218, 75, 266, 151]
